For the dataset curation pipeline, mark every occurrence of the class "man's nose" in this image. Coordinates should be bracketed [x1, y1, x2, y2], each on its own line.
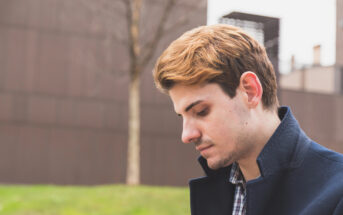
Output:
[182, 120, 201, 144]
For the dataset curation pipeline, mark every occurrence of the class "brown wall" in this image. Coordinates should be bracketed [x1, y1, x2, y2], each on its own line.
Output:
[336, 0, 343, 93]
[0, 0, 206, 186]
[337, 0, 343, 66]
[281, 89, 343, 154]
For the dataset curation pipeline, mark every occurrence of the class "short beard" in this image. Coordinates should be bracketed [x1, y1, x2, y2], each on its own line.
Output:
[201, 133, 255, 170]
[195, 139, 238, 170]
[208, 152, 237, 170]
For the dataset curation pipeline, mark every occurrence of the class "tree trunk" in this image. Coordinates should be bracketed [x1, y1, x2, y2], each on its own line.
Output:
[81, 0, 183, 186]
[126, 74, 140, 185]
[124, 0, 176, 185]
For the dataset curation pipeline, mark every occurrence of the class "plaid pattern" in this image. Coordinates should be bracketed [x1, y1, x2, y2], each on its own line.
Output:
[229, 162, 247, 215]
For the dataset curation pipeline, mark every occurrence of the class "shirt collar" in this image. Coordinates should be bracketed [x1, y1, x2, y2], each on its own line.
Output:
[229, 162, 246, 187]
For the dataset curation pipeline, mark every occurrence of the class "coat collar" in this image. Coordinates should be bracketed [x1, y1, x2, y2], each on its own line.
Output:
[198, 106, 311, 178]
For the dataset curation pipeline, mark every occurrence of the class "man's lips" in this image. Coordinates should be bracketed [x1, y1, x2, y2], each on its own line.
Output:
[196, 145, 213, 152]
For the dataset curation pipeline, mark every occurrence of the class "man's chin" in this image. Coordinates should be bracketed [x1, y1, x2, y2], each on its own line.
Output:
[207, 159, 222, 170]
[207, 158, 233, 170]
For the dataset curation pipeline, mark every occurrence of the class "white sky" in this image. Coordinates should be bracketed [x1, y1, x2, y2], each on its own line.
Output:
[207, 0, 336, 73]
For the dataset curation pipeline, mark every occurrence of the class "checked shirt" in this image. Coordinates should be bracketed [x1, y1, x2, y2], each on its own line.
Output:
[229, 162, 247, 215]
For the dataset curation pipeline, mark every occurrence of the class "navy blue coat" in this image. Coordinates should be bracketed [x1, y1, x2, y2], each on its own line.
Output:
[189, 107, 343, 215]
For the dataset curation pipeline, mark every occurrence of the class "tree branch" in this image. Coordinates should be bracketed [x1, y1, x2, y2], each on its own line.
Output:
[123, 0, 136, 77]
[162, 15, 188, 37]
[139, 0, 176, 68]
[79, 0, 126, 20]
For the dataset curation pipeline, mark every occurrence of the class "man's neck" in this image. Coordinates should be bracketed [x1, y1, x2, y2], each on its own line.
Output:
[238, 110, 281, 182]
[238, 160, 261, 182]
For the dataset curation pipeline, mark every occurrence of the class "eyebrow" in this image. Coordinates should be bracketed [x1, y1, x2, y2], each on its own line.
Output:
[176, 100, 204, 117]
[185, 100, 203, 112]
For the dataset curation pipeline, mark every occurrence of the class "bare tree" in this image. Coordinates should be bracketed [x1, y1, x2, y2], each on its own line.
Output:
[74, 0, 204, 185]
[124, 0, 183, 185]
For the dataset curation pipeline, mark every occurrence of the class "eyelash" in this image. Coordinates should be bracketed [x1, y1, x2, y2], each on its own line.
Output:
[197, 108, 209, 117]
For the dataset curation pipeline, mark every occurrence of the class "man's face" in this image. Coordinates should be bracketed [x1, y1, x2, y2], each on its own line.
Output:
[169, 83, 256, 170]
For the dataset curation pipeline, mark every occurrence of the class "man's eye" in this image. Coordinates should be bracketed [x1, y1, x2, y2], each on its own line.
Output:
[197, 108, 208, 117]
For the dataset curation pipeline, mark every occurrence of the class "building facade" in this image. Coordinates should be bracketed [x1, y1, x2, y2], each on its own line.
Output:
[219, 12, 280, 83]
[282, 0, 343, 94]
[0, 0, 207, 185]
[280, 46, 337, 94]
[336, 0, 343, 93]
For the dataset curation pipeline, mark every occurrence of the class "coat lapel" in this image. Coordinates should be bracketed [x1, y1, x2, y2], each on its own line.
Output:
[190, 157, 234, 215]
[190, 176, 234, 215]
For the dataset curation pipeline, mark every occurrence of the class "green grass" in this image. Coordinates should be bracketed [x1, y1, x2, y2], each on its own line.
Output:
[0, 184, 190, 215]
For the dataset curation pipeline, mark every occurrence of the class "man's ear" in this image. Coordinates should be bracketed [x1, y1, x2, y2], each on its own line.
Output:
[239, 71, 263, 108]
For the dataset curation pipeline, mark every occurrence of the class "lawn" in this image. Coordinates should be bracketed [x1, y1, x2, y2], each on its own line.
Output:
[0, 184, 190, 215]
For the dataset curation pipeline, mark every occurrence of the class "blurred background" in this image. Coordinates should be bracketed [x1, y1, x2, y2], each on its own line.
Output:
[0, 0, 342, 189]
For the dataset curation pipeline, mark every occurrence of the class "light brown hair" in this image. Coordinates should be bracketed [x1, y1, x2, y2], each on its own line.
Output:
[153, 24, 279, 110]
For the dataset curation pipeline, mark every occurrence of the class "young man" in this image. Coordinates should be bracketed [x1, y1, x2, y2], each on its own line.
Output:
[153, 24, 343, 215]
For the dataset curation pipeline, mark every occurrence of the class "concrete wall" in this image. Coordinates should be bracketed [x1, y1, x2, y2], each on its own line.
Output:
[280, 66, 336, 94]
[280, 70, 304, 90]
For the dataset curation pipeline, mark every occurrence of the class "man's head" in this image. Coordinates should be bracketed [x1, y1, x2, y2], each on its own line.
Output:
[153, 24, 280, 169]
[153, 24, 278, 110]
